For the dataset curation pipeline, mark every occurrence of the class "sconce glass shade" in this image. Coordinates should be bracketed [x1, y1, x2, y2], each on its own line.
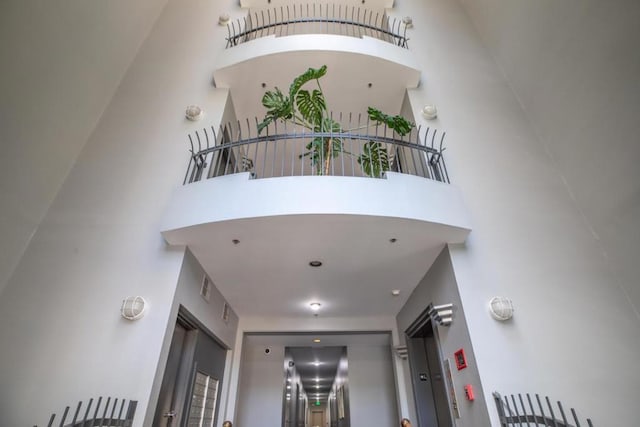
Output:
[121, 296, 147, 320]
[489, 296, 514, 321]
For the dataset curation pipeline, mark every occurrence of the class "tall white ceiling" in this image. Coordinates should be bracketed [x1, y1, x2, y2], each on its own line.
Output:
[459, 0, 640, 316]
[0, 0, 168, 294]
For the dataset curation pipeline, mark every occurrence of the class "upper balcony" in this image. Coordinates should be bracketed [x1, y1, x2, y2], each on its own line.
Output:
[214, 4, 420, 122]
[225, 4, 409, 49]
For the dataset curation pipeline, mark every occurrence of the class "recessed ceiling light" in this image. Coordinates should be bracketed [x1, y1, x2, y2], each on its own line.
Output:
[315, 377, 320, 382]
[312, 361, 321, 366]
[309, 260, 322, 267]
[287, 385, 291, 389]
[391, 289, 401, 296]
[309, 302, 321, 311]
[313, 338, 321, 343]
[232, 239, 240, 245]
[389, 238, 397, 243]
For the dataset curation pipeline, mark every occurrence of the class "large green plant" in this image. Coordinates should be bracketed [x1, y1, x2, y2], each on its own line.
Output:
[258, 66, 414, 177]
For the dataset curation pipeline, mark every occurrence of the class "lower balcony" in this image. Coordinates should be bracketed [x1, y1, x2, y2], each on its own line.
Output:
[160, 119, 471, 317]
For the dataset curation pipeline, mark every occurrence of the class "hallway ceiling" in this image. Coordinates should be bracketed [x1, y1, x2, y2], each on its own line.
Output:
[289, 346, 343, 401]
[187, 214, 447, 317]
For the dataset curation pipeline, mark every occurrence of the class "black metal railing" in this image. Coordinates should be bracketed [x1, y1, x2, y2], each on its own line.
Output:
[183, 114, 448, 184]
[494, 392, 594, 427]
[226, 4, 408, 48]
[37, 396, 137, 427]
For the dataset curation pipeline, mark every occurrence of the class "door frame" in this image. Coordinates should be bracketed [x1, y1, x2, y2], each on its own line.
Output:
[153, 306, 229, 426]
[405, 305, 455, 427]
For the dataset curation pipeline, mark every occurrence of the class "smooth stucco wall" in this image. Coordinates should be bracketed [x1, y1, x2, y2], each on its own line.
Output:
[144, 250, 239, 424]
[459, 0, 640, 315]
[385, 1, 640, 425]
[348, 345, 398, 427]
[396, 247, 491, 427]
[0, 0, 167, 295]
[0, 0, 243, 425]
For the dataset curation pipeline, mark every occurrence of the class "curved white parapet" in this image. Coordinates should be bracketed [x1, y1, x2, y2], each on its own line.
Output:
[213, 34, 421, 120]
[161, 172, 471, 245]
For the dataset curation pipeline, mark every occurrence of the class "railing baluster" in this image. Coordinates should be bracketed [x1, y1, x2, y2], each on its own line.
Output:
[116, 399, 126, 427]
[509, 394, 522, 426]
[557, 401, 569, 427]
[109, 398, 119, 425]
[535, 394, 551, 427]
[92, 397, 103, 427]
[70, 401, 83, 426]
[99, 397, 111, 426]
[571, 408, 581, 427]
[546, 396, 559, 427]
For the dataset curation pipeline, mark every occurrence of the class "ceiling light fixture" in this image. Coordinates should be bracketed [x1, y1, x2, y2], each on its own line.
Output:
[309, 260, 322, 267]
[313, 338, 321, 343]
[309, 302, 321, 311]
[391, 289, 400, 296]
[312, 361, 321, 366]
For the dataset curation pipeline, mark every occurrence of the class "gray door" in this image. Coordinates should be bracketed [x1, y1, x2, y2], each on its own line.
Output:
[407, 320, 453, 427]
[153, 312, 227, 426]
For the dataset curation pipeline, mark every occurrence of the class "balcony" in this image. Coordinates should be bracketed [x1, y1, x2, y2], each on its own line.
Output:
[182, 115, 448, 183]
[225, 4, 409, 48]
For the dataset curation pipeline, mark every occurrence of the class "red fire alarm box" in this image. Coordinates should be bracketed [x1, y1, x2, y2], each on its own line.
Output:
[464, 384, 475, 401]
[454, 348, 467, 370]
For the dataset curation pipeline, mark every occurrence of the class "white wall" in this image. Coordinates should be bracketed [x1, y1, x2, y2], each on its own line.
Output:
[0, 0, 167, 295]
[460, 0, 640, 319]
[144, 249, 240, 424]
[236, 336, 288, 427]
[396, 247, 491, 427]
[348, 344, 398, 427]
[0, 0, 243, 425]
[385, 0, 640, 425]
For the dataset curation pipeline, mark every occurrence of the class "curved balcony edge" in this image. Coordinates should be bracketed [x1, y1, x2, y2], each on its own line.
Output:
[213, 34, 420, 86]
[160, 172, 471, 246]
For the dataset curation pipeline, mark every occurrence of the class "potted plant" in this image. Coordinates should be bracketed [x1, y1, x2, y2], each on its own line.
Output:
[257, 65, 414, 177]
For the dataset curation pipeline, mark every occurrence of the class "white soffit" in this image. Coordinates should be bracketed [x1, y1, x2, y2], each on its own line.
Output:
[213, 34, 421, 119]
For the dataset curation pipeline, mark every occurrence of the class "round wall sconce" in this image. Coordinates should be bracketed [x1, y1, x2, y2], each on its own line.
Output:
[422, 104, 438, 120]
[185, 105, 204, 121]
[121, 296, 147, 320]
[489, 296, 514, 321]
[402, 16, 413, 28]
[218, 14, 230, 25]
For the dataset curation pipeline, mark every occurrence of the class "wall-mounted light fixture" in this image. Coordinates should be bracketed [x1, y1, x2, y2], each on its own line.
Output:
[218, 14, 230, 25]
[121, 296, 147, 320]
[489, 296, 514, 321]
[422, 105, 438, 120]
[185, 105, 204, 121]
[402, 16, 413, 28]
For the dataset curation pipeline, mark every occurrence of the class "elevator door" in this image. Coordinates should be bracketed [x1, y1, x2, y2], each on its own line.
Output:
[153, 313, 227, 426]
[407, 320, 453, 427]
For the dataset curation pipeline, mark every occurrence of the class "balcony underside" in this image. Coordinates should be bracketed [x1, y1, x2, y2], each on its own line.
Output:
[213, 34, 421, 121]
[161, 173, 471, 317]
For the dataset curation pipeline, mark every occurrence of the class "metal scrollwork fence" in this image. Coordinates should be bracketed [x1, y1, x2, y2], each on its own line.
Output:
[37, 396, 137, 427]
[494, 392, 594, 427]
[183, 114, 448, 185]
[226, 4, 409, 48]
